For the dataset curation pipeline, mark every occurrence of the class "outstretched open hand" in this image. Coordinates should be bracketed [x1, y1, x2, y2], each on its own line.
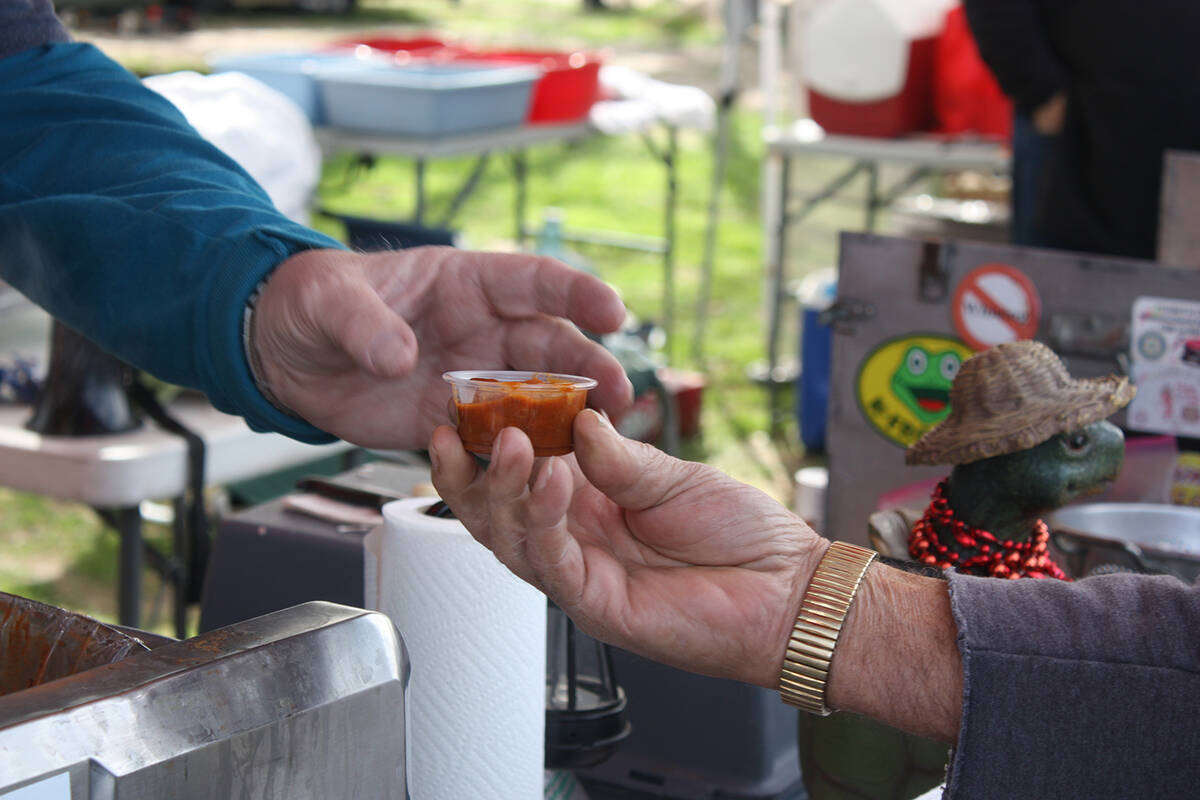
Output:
[430, 409, 828, 688]
[251, 247, 632, 449]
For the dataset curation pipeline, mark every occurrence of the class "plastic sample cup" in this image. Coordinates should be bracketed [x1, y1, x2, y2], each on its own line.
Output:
[443, 371, 597, 457]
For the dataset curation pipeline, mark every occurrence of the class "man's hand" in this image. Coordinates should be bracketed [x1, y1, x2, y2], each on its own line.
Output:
[1033, 91, 1067, 135]
[430, 409, 828, 688]
[250, 247, 632, 449]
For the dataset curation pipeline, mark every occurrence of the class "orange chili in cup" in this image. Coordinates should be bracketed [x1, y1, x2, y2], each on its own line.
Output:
[443, 371, 597, 457]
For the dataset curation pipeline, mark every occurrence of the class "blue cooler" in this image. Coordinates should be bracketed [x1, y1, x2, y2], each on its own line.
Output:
[795, 269, 837, 453]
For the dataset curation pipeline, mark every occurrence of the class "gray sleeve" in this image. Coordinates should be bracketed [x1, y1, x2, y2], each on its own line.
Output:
[0, 0, 70, 59]
[944, 571, 1200, 797]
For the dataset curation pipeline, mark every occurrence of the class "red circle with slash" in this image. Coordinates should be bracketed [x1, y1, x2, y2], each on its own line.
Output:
[951, 263, 1041, 350]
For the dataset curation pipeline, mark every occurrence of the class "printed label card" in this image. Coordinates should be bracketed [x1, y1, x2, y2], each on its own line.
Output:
[1128, 296, 1200, 436]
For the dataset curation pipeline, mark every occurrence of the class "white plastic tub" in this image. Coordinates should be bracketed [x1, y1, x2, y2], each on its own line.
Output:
[317, 62, 539, 136]
[1048, 502, 1200, 581]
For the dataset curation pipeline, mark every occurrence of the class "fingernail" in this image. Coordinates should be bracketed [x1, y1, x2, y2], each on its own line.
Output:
[428, 443, 440, 473]
[597, 409, 616, 431]
[534, 456, 554, 493]
[490, 431, 505, 465]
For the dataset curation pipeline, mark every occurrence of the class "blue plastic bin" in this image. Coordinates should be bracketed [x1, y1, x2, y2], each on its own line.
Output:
[209, 52, 358, 125]
[316, 62, 539, 136]
[795, 270, 837, 453]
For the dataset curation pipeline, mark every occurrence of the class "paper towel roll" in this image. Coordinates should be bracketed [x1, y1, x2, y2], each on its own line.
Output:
[365, 497, 547, 799]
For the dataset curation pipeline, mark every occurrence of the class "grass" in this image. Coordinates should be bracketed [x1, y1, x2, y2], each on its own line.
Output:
[0, 488, 177, 628]
[0, 0, 896, 633]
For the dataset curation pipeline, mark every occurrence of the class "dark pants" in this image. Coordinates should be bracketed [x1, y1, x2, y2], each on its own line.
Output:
[1010, 111, 1057, 249]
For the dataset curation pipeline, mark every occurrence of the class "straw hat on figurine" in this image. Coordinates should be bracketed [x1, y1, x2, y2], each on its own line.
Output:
[905, 340, 1135, 466]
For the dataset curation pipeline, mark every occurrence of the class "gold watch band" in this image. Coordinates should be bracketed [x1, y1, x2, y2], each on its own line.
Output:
[778, 541, 877, 715]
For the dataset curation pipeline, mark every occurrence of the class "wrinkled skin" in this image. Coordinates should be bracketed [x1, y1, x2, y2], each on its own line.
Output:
[429, 411, 824, 689]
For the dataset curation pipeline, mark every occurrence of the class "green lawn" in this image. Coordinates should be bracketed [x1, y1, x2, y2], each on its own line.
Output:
[0, 0, 893, 632]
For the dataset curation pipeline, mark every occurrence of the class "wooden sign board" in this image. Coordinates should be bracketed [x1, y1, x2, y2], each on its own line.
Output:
[826, 232, 1200, 545]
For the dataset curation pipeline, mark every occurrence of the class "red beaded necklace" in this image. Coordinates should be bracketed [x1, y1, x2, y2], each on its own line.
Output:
[909, 480, 1070, 581]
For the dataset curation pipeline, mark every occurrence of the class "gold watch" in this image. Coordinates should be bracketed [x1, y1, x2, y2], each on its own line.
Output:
[778, 541, 877, 715]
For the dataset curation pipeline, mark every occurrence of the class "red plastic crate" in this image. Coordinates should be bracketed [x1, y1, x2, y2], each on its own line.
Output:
[333, 36, 446, 52]
[328, 36, 450, 64]
[658, 367, 707, 439]
[446, 49, 602, 123]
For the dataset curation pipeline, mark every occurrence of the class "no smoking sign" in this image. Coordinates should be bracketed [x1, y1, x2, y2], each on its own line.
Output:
[951, 263, 1041, 351]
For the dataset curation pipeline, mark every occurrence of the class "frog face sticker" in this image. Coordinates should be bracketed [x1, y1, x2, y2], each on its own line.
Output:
[857, 334, 974, 448]
[891, 345, 961, 423]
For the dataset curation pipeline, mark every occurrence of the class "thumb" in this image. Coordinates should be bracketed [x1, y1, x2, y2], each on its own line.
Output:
[573, 409, 705, 511]
[325, 283, 419, 378]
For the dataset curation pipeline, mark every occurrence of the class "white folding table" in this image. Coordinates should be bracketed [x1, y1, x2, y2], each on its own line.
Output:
[0, 397, 353, 635]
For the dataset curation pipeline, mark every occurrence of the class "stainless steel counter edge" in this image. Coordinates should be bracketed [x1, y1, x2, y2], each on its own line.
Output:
[0, 602, 409, 785]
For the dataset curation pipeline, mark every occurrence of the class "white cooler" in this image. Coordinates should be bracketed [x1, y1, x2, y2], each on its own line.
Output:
[802, 0, 952, 138]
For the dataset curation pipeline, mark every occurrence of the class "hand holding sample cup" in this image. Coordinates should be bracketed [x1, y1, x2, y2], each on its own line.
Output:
[431, 404, 826, 690]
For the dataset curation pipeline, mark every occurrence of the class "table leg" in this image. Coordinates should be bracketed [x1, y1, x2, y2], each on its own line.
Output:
[662, 125, 678, 361]
[696, 89, 736, 364]
[865, 161, 880, 231]
[765, 153, 792, 433]
[637, 126, 680, 358]
[172, 495, 189, 640]
[413, 158, 426, 224]
[438, 154, 492, 229]
[878, 167, 933, 211]
[114, 506, 143, 629]
[512, 150, 528, 245]
[763, 157, 870, 429]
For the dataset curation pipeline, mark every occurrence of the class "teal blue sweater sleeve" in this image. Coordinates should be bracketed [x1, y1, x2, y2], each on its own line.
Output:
[0, 43, 345, 443]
